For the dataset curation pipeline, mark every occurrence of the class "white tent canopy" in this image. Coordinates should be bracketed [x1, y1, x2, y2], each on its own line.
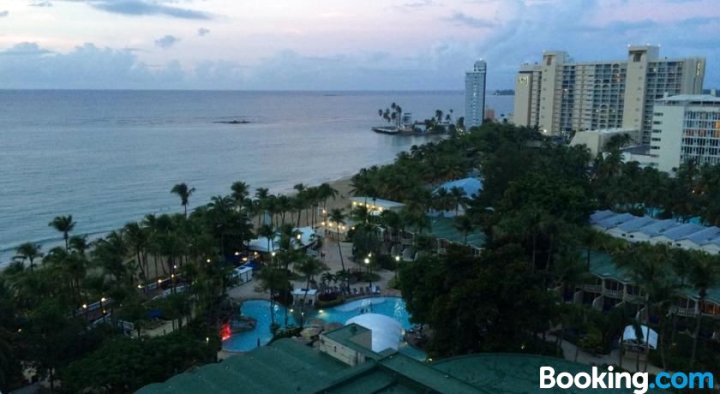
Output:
[622, 325, 658, 350]
[346, 313, 403, 352]
[247, 226, 317, 252]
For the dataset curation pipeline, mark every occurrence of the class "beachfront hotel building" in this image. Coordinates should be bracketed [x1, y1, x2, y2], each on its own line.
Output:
[513, 45, 705, 144]
[465, 60, 487, 128]
[650, 94, 720, 172]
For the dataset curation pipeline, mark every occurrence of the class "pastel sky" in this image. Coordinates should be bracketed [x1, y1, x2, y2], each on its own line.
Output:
[1, 0, 719, 90]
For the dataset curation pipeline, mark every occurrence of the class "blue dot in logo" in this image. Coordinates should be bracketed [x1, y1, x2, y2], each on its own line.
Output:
[650, 383, 656, 388]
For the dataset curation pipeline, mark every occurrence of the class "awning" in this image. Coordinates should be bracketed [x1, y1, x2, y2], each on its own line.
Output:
[622, 325, 658, 349]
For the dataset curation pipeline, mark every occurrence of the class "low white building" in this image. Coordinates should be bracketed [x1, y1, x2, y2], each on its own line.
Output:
[626, 219, 679, 243]
[649, 223, 705, 246]
[570, 128, 637, 156]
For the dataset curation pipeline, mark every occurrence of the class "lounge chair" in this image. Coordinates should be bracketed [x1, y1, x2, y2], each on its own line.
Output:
[359, 287, 365, 295]
[374, 286, 380, 294]
[353, 288, 358, 295]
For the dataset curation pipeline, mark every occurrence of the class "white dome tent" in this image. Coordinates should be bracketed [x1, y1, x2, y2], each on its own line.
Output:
[346, 313, 403, 352]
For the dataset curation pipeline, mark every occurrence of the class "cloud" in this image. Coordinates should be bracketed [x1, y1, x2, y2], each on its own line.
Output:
[29, 1, 53, 6]
[0, 10, 8, 17]
[0, 42, 53, 56]
[197, 27, 210, 37]
[154, 35, 179, 49]
[88, 0, 211, 20]
[0, 42, 185, 89]
[445, 11, 495, 28]
[402, 0, 435, 8]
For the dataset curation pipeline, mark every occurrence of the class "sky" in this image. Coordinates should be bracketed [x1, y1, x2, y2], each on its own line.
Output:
[0, 0, 719, 90]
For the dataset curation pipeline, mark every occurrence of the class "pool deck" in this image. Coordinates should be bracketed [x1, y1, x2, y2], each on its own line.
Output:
[226, 237, 401, 302]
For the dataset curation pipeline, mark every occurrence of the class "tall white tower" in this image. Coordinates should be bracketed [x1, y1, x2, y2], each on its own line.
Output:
[465, 60, 487, 129]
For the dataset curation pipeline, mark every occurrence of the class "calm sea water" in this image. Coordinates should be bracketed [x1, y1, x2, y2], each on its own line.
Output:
[0, 90, 513, 264]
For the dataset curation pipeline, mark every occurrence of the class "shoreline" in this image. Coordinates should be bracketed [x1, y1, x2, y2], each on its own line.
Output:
[0, 173, 359, 269]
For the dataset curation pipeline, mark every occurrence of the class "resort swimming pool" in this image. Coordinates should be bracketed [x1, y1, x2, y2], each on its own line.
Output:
[222, 297, 412, 352]
[221, 300, 297, 352]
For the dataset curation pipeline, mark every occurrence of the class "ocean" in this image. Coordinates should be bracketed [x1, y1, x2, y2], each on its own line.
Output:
[0, 90, 513, 265]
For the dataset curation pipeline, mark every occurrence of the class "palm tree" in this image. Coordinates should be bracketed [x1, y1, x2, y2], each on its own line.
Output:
[123, 222, 149, 283]
[318, 182, 338, 213]
[258, 266, 288, 327]
[448, 186, 467, 216]
[688, 253, 720, 368]
[453, 215, 475, 245]
[69, 235, 88, 256]
[329, 209, 348, 290]
[230, 181, 250, 206]
[48, 215, 75, 251]
[14, 242, 43, 271]
[294, 255, 328, 325]
[171, 182, 195, 217]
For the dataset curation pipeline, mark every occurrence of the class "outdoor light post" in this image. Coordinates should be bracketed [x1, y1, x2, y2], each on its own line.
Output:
[364, 256, 372, 292]
[394, 255, 401, 280]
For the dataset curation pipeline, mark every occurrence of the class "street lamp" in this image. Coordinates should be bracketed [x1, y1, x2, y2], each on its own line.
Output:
[364, 257, 372, 292]
[394, 255, 401, 279]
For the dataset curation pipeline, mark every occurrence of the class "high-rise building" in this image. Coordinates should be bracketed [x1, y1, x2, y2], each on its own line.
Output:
[651, 94, 720, 172]
[465, 60, 487, 129]
[513, 45, 705, 144]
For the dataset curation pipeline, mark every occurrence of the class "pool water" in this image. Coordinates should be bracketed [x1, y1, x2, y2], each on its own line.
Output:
[222, 297, 412, 352]
[314, 297, 412, 329]
[221, 299, 297, 352]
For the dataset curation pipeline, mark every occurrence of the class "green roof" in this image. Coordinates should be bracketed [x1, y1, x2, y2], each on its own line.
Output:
[428, 217, 486, 249]
[432, 353, 665, 393]
[588, 251, 633, 283]
[138, 340, 667, 393]
[136, 339, 348, 394]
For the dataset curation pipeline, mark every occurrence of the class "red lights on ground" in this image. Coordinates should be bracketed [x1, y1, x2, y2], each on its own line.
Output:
[220, 323, 232, 341]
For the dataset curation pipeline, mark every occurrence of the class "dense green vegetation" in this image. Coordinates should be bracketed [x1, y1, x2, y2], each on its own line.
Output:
[0, 180, 337, 392]
[353, 123, 720, 373]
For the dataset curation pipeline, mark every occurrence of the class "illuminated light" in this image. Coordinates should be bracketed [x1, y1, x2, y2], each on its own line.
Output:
[242, 257, 248, 262]
[321, 221, 326, 226]
[319, 309, 324, 314]
[220, 323, 232, 341]
[234, 251, 240, 256]
[364, 258, 370, 265]
[171, 274, 175, 279]
[206, 259, 211, 263]
[157, 279, 162, 284]
[290, 308, 294, 313]
[395, 256, 400, 262]
[297, 234, 302, 240]
[17, 328, 22, 333]
[82, 304, 87, 309]
[137, 284, 143, 289]
[205, 337, 210, 344]
[101, 297, 106, 303]
[271, 251, 276, 257]
[173, 265, 177, 269]
[102, 309, 107, 315]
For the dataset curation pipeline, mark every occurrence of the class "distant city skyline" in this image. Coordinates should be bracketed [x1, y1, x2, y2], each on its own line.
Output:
[1, 0, 720, 90]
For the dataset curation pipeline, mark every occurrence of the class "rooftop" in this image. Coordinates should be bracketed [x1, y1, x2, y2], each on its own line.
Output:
[656, 94, 720, 105]
[139, 338, 656, 393]
[137, 339, 348, 394]
[351, 197, 405, 211]
[428, 216, 486, 249]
